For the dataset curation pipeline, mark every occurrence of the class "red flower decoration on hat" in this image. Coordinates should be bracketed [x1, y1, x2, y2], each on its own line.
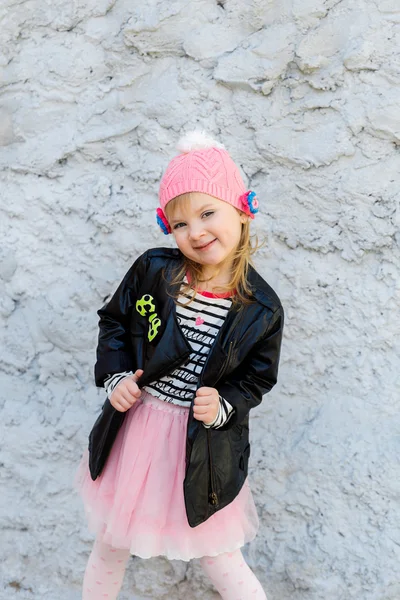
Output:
[239, 190, 259, 219]
[156, 208, 172, 235]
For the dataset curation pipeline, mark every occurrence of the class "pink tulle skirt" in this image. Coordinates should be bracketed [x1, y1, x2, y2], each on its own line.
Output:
[73, 390, 259, 561]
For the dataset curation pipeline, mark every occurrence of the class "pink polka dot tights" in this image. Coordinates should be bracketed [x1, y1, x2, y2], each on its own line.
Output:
[82, 537, 267, 599]
[199, 549, 268, 600]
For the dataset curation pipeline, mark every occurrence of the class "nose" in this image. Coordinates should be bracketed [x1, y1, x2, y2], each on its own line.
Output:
[188, 223, 206, 242]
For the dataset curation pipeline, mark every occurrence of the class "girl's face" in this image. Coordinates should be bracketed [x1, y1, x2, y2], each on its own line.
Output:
[167, 192, 248, 275]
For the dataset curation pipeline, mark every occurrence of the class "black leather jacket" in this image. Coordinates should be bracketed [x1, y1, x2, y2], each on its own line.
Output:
[94, 247, 284, 527]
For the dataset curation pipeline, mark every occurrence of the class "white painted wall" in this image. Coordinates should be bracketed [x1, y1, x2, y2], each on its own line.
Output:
[0, 0, 399, 598]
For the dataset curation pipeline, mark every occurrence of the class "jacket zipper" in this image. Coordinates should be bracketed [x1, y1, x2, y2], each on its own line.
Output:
[206, 428, 219, 506]
[215, 340, 234, 384]
[204, 340, 234, 508]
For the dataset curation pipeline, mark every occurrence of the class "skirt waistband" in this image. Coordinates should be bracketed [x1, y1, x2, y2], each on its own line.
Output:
[140, 389, 190, 416]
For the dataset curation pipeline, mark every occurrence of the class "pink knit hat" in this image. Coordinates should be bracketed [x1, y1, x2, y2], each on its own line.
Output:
[156, 130, 259, 235]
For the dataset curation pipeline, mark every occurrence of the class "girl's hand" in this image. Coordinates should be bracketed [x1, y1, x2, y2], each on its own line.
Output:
[193, 387, 219, 425]
[110, 369, 144, 412]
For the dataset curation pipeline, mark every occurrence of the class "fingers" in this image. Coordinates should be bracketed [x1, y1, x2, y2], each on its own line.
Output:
[193, 404, 210, 415]
[132, 369, 144, 381]
[110, 388, 136, 411]
[194, 396, 211, 406]
[120, 388, 138, 405]
[194, 391, 217, 407]
[193, 387, 219, 423]
[110, 397, 129, 412]
[112, 398, 131, 412]
[195, 389, 215, 405]
[196, 386, 214, 396]
[110, 375, 142, 412]
[193, 408, 217, 422]
[193, 401, 218, 422]
[124, 378, 142, 398]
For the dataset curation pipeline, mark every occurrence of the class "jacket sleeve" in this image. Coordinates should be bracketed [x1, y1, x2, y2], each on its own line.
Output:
[94, 250, 150, 387]
[215, 305, 284, 431]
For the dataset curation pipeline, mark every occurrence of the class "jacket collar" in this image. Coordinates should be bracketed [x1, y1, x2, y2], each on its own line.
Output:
[162, 247, 279, 313]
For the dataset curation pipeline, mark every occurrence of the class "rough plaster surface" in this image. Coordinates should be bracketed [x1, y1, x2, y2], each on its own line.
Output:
[0, 1, 399, 599]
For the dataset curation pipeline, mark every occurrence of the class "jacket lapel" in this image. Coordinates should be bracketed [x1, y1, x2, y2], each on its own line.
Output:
[199, 302, 242, 387]
[137, 258, 191, 388]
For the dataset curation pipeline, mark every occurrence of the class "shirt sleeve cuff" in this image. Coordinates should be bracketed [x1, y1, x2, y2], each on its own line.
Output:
[203, 396, 235, 429]
[104, 371, 134, 399]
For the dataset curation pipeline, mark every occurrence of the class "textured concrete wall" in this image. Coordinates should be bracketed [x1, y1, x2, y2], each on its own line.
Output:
[1, 1, 399, 599]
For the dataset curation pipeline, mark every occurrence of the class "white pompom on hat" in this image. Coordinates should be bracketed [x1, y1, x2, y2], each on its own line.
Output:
[175, 129, 226, 153]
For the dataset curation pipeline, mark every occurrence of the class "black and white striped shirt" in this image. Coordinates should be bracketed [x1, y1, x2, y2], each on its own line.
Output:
[103, 279, 235, 429]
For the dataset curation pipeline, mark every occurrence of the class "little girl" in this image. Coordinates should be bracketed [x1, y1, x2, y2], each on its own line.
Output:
[74, 130, 284, 600]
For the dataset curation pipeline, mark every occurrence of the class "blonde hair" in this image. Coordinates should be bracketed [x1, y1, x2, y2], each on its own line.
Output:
[164, 193, 265, 308]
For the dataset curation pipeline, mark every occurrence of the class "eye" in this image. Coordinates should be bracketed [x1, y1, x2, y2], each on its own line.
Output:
[173, 222, 186, 230]
[202, 211, 214, 218]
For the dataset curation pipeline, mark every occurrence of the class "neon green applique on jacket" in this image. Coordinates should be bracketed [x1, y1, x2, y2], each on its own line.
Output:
[136, 294, 161, 342]
[136, 294, 155, 316]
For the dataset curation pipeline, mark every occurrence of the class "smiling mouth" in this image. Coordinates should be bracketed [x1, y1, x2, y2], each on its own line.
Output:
[194, 239, 217, 250]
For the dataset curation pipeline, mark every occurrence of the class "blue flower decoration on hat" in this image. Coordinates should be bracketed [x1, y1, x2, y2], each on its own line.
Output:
[239, 190, 259, 219]
[156, 208, 172, 235]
